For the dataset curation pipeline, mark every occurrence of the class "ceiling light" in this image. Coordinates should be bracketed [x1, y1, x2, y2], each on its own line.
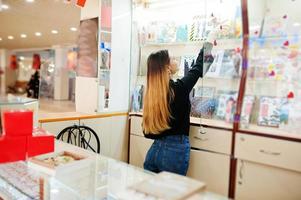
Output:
[1, 4, 9, 10]
[26, 0, 35, 2]
[35, 32, 42, 36]
[8, 36, 14, 40]
[70, 27, 77, 32]
[51, 30, 58, 34]
[20, 34, 27, 38]
[0, 38, 2, 41]
[293, 22, 300, 27]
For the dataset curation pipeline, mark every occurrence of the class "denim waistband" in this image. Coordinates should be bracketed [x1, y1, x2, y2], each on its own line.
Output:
[157, 134, 189, 143]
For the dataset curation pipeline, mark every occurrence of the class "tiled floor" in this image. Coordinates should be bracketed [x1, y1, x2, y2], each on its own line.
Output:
[39, 98, 76, 114]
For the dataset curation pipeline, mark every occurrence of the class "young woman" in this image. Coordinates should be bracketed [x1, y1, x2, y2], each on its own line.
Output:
[142, 45, 214, 175]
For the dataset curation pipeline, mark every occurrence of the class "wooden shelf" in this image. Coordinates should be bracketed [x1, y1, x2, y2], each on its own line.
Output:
[129, 112, 301, 142]
[129, 112, 233, 130]
[239, 124, 301, 142]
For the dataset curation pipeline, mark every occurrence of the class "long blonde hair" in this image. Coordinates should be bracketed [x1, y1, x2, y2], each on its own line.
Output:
[143, 50, 173, 134]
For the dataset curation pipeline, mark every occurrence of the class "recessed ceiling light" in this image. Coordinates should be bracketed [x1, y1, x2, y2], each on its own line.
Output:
[293, 22, 301, 27]
[1, 4, 9, 10]
[8, 36, 14, 40]
[20, 34, 27, 38]
[70, 27, 77, 32]
[26, 0, 35, 2]
[51, 30, 58, 34]
[35, 32, 42, 36]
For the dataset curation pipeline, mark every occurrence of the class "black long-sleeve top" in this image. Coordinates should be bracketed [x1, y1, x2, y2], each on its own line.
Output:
[144, 47, 214, 139]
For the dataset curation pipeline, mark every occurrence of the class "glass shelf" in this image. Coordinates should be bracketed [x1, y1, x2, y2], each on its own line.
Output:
[238, 0, 301, 137]
[130, 0, 243, 129]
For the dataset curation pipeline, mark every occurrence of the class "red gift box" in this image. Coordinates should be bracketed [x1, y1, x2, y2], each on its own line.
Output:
[77, 0, 86, 7]
[27, 128, 55, 157]
[2, 111, 33, 137]
[0, 136, 27, 163]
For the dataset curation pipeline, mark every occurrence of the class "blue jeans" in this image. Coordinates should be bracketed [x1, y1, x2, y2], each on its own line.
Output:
[144, 135, 190, 176]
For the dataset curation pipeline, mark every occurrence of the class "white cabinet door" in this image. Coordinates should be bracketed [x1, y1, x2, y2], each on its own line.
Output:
[41, 120, 79, 136]
[80, 116, 129, 162]
[187, 150, 230, 196]
[130, 116, 143, 137]
[129, 135, 153, 168]
[235, 159, 301, 200]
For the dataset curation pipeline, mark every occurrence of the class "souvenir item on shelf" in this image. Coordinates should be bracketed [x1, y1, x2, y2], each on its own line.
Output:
[258, 96, 283, 127]
[157, 22, 177, 43]
[144, 22, 158, 43]
[191, 86, 217, 118]
[240, 96, 255, 127]
[176, 25, 188, 42]
[218, 49, 242, 78]
[100, 42, 111, 69]
[131, 85, 144, 112]
[189, 15, 206, 41]
[205, 50, 224, 78]
[99, 70, 110, 108]
[280, 99, 301, 134]
[215, 91, 237, 122]
[205, 49, 241, 78]
[280, 99, 290, 124]
[194, 86, 215, 98]
[191, 97, 218, 119]
[262, 16, 288, 37]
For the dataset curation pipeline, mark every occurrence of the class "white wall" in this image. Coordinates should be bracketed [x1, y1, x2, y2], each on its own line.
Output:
[76, 0, 100, 113]
[109, 0, 132, 112]
[80, 0, 99, 20]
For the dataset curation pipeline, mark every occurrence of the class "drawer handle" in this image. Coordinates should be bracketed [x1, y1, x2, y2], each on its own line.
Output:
[193, 136, 209, 141]
[199, 126, 206, 134]
[259, 149, 281, 156]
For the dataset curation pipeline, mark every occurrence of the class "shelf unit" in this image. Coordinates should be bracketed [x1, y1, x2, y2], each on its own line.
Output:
[129, 0, 301, 199]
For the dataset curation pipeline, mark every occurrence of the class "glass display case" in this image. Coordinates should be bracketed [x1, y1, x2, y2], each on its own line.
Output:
[131, 0, 243, 129]
[0, 148, 228, 200]
[239, 0, 301, 137]
[0, 95, 39, 129]
[131, 0, 301, 138]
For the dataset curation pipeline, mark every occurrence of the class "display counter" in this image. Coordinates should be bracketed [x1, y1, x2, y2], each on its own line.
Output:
[129, 113, 301, 199]
[0, 141, 228, 200]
